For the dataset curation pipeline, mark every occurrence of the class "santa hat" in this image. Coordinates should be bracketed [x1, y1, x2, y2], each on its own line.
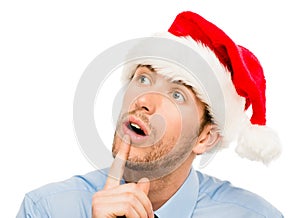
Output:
[123, 11, 281, 164]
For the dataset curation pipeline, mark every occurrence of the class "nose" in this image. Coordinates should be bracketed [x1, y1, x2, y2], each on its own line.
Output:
[134, 92, 161, 115]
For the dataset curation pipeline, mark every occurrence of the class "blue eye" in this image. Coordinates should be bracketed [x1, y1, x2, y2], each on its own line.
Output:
[172, 91, 185, 102]
[138, 75, 151, 85]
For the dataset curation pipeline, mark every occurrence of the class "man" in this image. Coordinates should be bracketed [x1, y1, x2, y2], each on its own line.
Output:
[17, 11, 283, 217]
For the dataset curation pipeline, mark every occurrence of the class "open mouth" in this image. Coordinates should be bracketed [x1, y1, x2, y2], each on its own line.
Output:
[127, 122, 146, 136]
[121, 115, 150, 143]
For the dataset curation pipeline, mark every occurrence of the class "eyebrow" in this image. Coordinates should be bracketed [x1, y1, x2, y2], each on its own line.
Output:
[168, 78, 197, 96]
[136, 64, 155, 72]
[166, 78, 186, 87]
[171, 80, 185, 85]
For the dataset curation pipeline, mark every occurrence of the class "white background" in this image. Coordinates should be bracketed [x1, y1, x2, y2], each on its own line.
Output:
[1, 0, 299, 217]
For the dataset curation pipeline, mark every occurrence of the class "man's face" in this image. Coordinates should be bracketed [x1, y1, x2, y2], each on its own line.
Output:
[112, 66, 205, 180]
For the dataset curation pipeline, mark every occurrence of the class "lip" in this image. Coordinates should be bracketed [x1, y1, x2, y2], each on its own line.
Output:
[128, 116, 149, 136]
[122, 116, 150, 144]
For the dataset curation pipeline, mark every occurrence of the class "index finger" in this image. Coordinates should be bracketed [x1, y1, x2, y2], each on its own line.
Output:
[104, 135, 131, 189]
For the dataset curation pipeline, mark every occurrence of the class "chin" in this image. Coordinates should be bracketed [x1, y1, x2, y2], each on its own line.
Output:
[123, 149, 191, 182]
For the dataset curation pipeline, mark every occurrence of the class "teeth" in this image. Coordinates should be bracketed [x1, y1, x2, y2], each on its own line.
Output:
[130, 123, 141, 129]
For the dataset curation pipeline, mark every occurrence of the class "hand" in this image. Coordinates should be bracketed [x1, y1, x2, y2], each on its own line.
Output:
[92, 135, 154, 218]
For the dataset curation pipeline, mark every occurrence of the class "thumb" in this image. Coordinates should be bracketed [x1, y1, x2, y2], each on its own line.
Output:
[136, 177, 150, 195]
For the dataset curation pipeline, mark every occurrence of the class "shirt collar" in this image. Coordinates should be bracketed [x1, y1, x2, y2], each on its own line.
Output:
[154, 168, 199, 218]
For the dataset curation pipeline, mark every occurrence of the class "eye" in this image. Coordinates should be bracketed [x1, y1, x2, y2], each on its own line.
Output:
[138, 75, 151, 85]
[172, 91, 185, 102]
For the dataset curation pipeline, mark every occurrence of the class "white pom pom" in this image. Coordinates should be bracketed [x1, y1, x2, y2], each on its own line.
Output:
[236, 124, 282, 164]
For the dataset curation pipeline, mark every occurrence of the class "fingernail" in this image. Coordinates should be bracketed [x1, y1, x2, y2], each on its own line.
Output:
[138, 177, 150, 183]
[123, 134, 130, 143]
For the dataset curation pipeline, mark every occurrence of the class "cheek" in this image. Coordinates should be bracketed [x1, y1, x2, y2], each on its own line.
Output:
[158, 100, 183, 136]
[177, 105, 202, 136]
[158, 102, 201, 137]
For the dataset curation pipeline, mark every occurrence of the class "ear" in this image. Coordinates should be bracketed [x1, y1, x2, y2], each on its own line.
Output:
[193, 124, 221, 155]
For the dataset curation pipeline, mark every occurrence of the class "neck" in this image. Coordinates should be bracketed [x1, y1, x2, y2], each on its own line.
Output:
[148, 154, 194, 210]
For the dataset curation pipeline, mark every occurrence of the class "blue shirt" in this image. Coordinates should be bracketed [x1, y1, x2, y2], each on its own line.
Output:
[17, 168, 283, 217]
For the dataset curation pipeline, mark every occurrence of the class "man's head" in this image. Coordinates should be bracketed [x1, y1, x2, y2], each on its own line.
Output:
[109, 10, 283, 180]
[112, 64, 220, 181]
[114, 11, 282, 168]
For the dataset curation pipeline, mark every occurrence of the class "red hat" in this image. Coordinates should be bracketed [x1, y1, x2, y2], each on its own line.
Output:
[169, 11, 265, 125]
[167, 11, 281, 164]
